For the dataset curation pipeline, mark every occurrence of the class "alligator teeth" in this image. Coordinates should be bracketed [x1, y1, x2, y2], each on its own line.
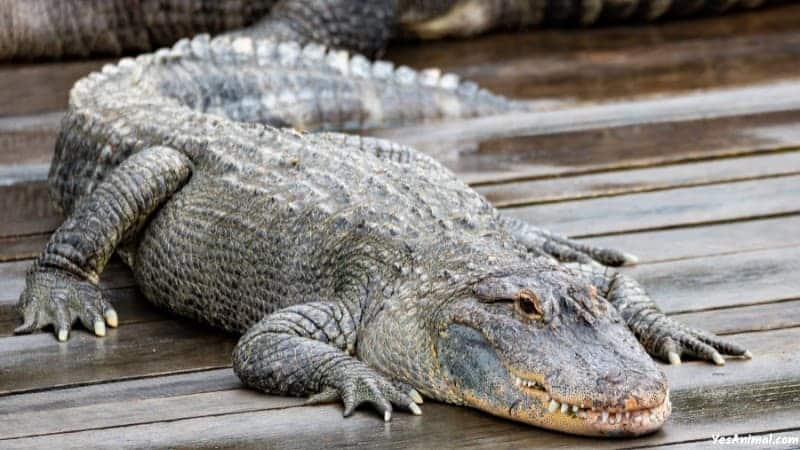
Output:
[349, 54, 372, 78]
[327, 50, 350, 75]
[513, 372, 667, 425]
[513, 375, 544, 390]
[419, 68, 442, 87]
[439, 73, 460, 90]
[540, 395, 670, 429]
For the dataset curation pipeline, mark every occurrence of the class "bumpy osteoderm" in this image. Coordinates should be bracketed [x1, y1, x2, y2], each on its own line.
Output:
[13, 0, 752, 438]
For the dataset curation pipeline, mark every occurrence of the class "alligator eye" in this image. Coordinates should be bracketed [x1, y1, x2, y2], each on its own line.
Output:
[515, 290, 543, 320]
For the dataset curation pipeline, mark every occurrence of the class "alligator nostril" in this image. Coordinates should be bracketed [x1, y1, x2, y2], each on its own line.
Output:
[603, 368, 623, 384]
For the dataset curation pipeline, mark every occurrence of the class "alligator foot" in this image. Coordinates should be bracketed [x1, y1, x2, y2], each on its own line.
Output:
[637, 317, 752, 366]
[502, 216, 638, 267]
[15, 263, 117, 341]
[604, 270, 751, 365]
[567, 262, 751, 365]
[306, 370, 422, 420]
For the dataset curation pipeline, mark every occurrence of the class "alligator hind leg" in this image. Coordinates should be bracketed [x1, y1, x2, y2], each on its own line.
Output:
[501, 216, 638, 267]
[16, 147, 192, 341]
[568, 263, 751, 365]
[235, 0, 398, 57]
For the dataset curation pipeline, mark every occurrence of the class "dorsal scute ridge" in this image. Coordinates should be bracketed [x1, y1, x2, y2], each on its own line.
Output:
[74, 32, 478, 105]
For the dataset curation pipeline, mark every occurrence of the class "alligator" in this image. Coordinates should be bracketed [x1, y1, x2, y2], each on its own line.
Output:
[9, 0, 756, 438]
[0, 0, 774, 60]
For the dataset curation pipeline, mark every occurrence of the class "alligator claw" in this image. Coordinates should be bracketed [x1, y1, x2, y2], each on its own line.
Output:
[316, 370, 422, 421]
[647, 320, 749, 366]
[539, 235, 638, 267]
[15, 264, 117, 341]
[392, 380, 424, 404]
[409, 388, 424, 404]
[503, 217, 637, 267]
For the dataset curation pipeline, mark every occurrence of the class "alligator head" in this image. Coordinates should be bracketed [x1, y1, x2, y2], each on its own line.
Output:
[433, 266, 670, 437]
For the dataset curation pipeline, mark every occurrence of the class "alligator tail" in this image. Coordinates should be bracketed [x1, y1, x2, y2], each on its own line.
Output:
[0, 0, 275, 60]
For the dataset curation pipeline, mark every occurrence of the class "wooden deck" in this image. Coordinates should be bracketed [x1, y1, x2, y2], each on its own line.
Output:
[2, 5, 800, 449]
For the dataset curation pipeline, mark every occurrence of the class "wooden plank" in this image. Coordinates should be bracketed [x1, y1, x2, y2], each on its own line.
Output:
[388, 3, 800, 102]
[0, 319, 236, 395]
[375, 102, 800, 186]
[623, 246, 800, 314]
[0, 180, 62, 238]
[477, 151, 800, 207]
[672, 299, 800, 337]
[5, 402, 794, 450]
[463, 111, 800, 186]
[0, 60, 108, 117]
[638, 430, 800, 450]
[0, 114, 62, 166]
[0, 388, 304, 441]
[374, 81, 800, 150]
[504, 175, 800, 237]
[2, 327, 796, 449]
[0, 233, 48, 263]
[0, 368, 240, 415]
[583, 215, 800, 264]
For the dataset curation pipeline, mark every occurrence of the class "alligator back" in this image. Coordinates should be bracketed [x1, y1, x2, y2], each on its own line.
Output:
[47, 34, 523, 214]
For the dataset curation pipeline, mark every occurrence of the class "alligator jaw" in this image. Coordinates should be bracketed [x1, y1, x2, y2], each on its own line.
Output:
[505, 369, 671, 436]
[436, 320, 670, 437]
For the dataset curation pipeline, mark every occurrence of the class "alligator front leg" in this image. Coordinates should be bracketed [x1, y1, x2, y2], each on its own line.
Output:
[233, 301, 422, 420]
[568, 263, 751, 365]
[15, 147, 192, 340]
[502, 216, 638, 267]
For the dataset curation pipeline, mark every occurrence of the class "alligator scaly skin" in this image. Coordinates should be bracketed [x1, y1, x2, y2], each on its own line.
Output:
[13, 0, 753, 437]
[14, 33, 751, 435]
